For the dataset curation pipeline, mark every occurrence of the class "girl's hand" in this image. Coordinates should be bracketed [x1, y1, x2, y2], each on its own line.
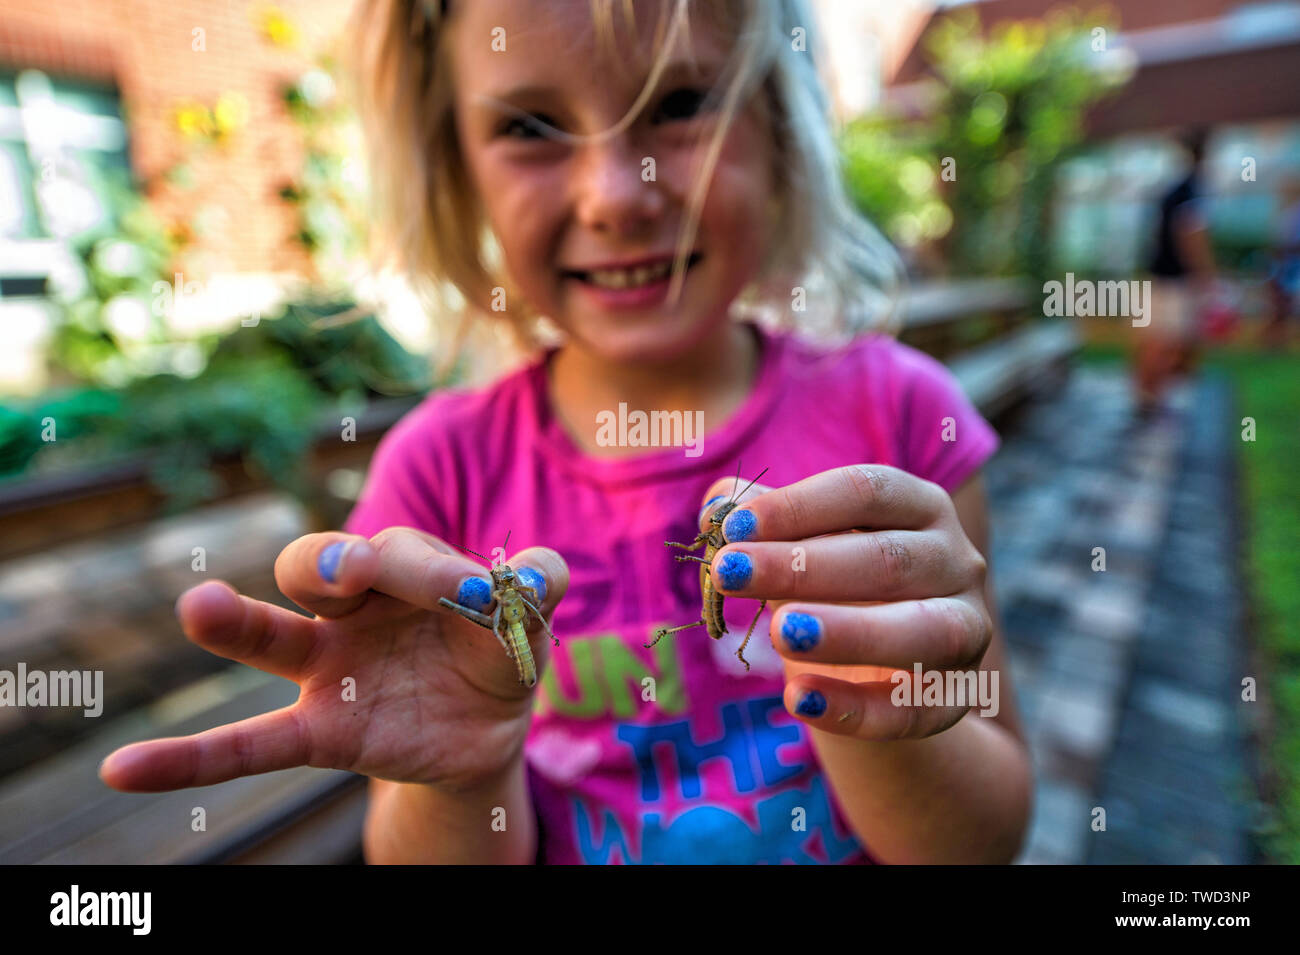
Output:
[700, 465, 991, 738]
[99, 529, 568, 793]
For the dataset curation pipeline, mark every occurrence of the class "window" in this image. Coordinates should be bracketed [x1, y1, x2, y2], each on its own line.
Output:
[0, 69, 131, 242]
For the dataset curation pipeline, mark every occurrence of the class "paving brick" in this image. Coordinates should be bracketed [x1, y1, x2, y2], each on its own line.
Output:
[1024, 779, 1093, 864]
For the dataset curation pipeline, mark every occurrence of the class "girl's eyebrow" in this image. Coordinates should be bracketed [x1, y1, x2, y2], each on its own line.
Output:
[484, 57, 723, 106]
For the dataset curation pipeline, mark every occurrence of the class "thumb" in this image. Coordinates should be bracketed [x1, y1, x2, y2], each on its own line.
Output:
[699, 471, 775, 533]
[503, 546, 568, 630]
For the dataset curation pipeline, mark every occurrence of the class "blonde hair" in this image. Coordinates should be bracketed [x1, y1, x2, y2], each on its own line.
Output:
[348, 0, 903, 379]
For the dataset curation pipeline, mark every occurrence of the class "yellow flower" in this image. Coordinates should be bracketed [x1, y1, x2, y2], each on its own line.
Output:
[213, 93, 249, 135]
[258, 6, 299, 48]
[174, 102, 213, 140]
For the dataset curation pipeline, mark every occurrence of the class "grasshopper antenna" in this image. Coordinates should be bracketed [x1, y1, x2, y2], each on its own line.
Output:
[449, 541, 493, 564]
[729, 459, 743, 502]
[734, 467, 769, 502]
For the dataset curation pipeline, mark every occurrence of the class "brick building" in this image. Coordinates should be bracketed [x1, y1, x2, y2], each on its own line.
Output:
[0, 0, 355, 276]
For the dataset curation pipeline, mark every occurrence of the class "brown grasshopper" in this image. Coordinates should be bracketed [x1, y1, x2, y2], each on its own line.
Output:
[646, 464, 769, 670]
[437, 531, 557, 688]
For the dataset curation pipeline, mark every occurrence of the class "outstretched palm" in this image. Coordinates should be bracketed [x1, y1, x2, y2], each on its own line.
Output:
[99, 529, 568, 793]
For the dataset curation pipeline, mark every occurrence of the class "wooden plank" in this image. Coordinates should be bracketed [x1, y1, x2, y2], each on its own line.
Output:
[899, 278, 1030, 330]
[214, 777, 367, 865]
[949, 321, 1080, 416]
[0, 661, 371, 865]
[37, 766, 358, 864]
[0, 665, 296, 862]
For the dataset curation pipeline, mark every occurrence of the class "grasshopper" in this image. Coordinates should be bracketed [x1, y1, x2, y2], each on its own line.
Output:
[646, 464, 769, 671]
[437, 531, 557, 688]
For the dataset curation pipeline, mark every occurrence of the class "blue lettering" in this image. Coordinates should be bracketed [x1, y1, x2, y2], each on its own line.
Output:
[747, 696, 805, 786]
[572, 800, 634, 864]
[617, 702, 755, 801]
[641, 808, 759, 865]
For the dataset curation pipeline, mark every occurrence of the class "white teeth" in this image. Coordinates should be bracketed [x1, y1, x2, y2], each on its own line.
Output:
[585, 260, 673, 289]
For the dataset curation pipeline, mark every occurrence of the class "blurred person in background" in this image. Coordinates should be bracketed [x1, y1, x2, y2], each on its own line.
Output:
[1136, 127, 1218, 417]
[1265, 172, 1300, 347]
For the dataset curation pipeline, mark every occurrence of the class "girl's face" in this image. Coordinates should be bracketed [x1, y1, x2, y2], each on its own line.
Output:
[450, 0, 775, 364]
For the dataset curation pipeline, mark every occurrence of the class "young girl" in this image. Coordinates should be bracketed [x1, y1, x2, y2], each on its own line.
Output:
[99, 0, 1032, 864]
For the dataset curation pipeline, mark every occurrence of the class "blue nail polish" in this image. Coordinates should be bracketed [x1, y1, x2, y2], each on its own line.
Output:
[781, 612, 821, 651]
[698, 494, 726, 524]
[796, 690, 827, 718]
[722, 507, 757, 542]
[318, 541, 347, 583]
[716, 551, 752, 591]
[516, 566, 546, 603]
[456, 576, 493, 612]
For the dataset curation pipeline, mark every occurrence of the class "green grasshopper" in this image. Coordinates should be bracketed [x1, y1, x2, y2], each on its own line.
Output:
[438, 531, 557, 688]
[646, 464, 769, 671]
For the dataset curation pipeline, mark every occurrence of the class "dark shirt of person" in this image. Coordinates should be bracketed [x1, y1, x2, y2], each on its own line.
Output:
[1149, 174, 1202, 277]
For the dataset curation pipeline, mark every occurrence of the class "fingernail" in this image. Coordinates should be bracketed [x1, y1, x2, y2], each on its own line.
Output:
[456, 575, 493, 612]
[781, 612, 821, 651]
[698, 494, 726, 524]
[796, 690, 827, 718]
[716, 551, 752, 591]
[722, 507, 757, 542]
[318, 541, 348, 583]
[516, 566, 546, 603]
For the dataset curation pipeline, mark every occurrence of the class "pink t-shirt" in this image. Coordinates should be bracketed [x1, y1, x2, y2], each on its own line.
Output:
[343, 320, 999, 864]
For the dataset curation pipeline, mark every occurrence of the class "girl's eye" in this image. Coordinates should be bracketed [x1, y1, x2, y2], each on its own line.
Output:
[653, 87, 710, 123]
[498, 113, 559, 140]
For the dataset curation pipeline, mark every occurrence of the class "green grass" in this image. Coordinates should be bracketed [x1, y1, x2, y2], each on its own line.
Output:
[1204, 348, 1300, 863]
[1079, 342, 1300, 862]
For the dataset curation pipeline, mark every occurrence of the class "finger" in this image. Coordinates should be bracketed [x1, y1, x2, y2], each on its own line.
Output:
[714, 464, 948, 545]
[699, 473, 774, 532]
[771, 598, 991, 670]
[710, 529, 963, 602]
[366, 527, 498, 615]
[275, 532, 395, 619]
[503, 546, 569, 630]
[175, 580, 322, 681]
[98, 706, 310, 792]
[783, 674, 969, 740]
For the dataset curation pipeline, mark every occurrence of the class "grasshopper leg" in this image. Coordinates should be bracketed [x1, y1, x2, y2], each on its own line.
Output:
[438, 597, 495, 630]
[675, 555, 711, 566]
[734, 599, 766, 672]
[518, 595, 559, 647]
[491, 605, 513, 657]
[645, 619, 705, 648]
[664, 535, 707, 552]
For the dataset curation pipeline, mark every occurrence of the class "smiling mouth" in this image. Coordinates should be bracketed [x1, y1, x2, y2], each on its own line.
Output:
[562, 252, 702, 289]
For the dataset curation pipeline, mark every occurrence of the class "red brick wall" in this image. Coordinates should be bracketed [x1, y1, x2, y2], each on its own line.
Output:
[0, 0, 358, 276]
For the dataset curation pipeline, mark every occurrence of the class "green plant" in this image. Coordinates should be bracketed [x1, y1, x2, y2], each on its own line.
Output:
[841, 7, 1129, 281]
[3, 302, 431, 511]
[107, 349, 324, 511]
[44, 168, 185, 388]
[212, 300, 431, 401]
[274, 44, 369, 286]
[1207, 348, 1300, 863]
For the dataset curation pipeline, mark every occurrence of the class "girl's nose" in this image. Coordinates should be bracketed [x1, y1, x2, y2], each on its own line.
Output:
[572, 135, 666, 234]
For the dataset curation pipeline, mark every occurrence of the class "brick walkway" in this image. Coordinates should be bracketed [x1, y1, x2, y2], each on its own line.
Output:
[1084, 370, 1261, 864]
[986, 365, 1258, 864]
